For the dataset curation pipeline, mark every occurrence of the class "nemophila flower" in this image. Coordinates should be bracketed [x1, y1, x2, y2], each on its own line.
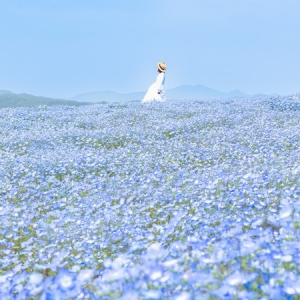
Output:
[28, 273, 43, 286]
[140, 290, 160, 299]
[1, 97, 300, 297]
[226, 271, 257, 286]
[76, 269, 94, 284]
[102, 268, 127, 282]
[280, 202, 293, 219]
[55, 269, 75, 292]
[148, 266, 164, 281]
[174, 291, 191, 300]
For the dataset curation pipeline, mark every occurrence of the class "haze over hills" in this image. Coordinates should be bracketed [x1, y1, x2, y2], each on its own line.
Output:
[0, 92, 92, 109]
[72, 90, 145, 103]
[71, 84, 268, 103]
[166, 85, 249, 100]
[0, 84, 271, 109]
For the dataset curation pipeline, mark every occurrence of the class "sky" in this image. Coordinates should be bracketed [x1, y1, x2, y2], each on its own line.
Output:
[0, 0, 300, 99]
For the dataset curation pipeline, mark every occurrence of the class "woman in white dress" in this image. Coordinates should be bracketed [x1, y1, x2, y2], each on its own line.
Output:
[142, 62, 166, 103]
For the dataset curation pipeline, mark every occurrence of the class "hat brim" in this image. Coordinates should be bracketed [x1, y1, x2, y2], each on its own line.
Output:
[157, 63, 166, 72]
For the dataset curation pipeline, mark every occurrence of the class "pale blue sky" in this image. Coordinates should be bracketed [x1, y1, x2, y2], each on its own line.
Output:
[0, 0, 299, 98]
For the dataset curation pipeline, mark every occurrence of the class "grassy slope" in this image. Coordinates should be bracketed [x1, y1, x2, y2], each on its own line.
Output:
[0, 93, 92, 108]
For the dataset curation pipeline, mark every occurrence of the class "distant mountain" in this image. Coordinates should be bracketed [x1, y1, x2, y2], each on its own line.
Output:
[71, 84, 257, 103]
[166, 84, 248, 100]
[0, 93, 92, 109]
[226, 90, 248, 98]
[0, 90, 13, 96]
[0, 85, 268, 109]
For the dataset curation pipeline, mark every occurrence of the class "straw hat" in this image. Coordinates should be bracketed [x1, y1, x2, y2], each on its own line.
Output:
[157, 62, 166, 73]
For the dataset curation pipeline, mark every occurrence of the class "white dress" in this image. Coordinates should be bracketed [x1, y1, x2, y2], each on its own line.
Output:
[142, 72, 166, 103]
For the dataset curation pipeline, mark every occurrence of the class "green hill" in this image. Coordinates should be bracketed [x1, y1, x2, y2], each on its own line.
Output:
[0, 93, 92, 109]
[0, 90, 13, 96]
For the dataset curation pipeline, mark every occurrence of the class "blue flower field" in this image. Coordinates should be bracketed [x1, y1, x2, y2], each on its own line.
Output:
[1, 96, 300, 299]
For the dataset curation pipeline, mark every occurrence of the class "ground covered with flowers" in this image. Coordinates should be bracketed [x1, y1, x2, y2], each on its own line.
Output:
[1, 96, 300, 299]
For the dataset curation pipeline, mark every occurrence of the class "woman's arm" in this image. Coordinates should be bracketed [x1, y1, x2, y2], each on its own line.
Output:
[156, 73, 165, 94]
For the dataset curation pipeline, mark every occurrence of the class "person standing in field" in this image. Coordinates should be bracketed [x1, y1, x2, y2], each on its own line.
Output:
[142, 62, 166, 103]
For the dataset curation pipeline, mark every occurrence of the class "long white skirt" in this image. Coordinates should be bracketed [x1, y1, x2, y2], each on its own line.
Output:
[142, 82, 166, 103]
